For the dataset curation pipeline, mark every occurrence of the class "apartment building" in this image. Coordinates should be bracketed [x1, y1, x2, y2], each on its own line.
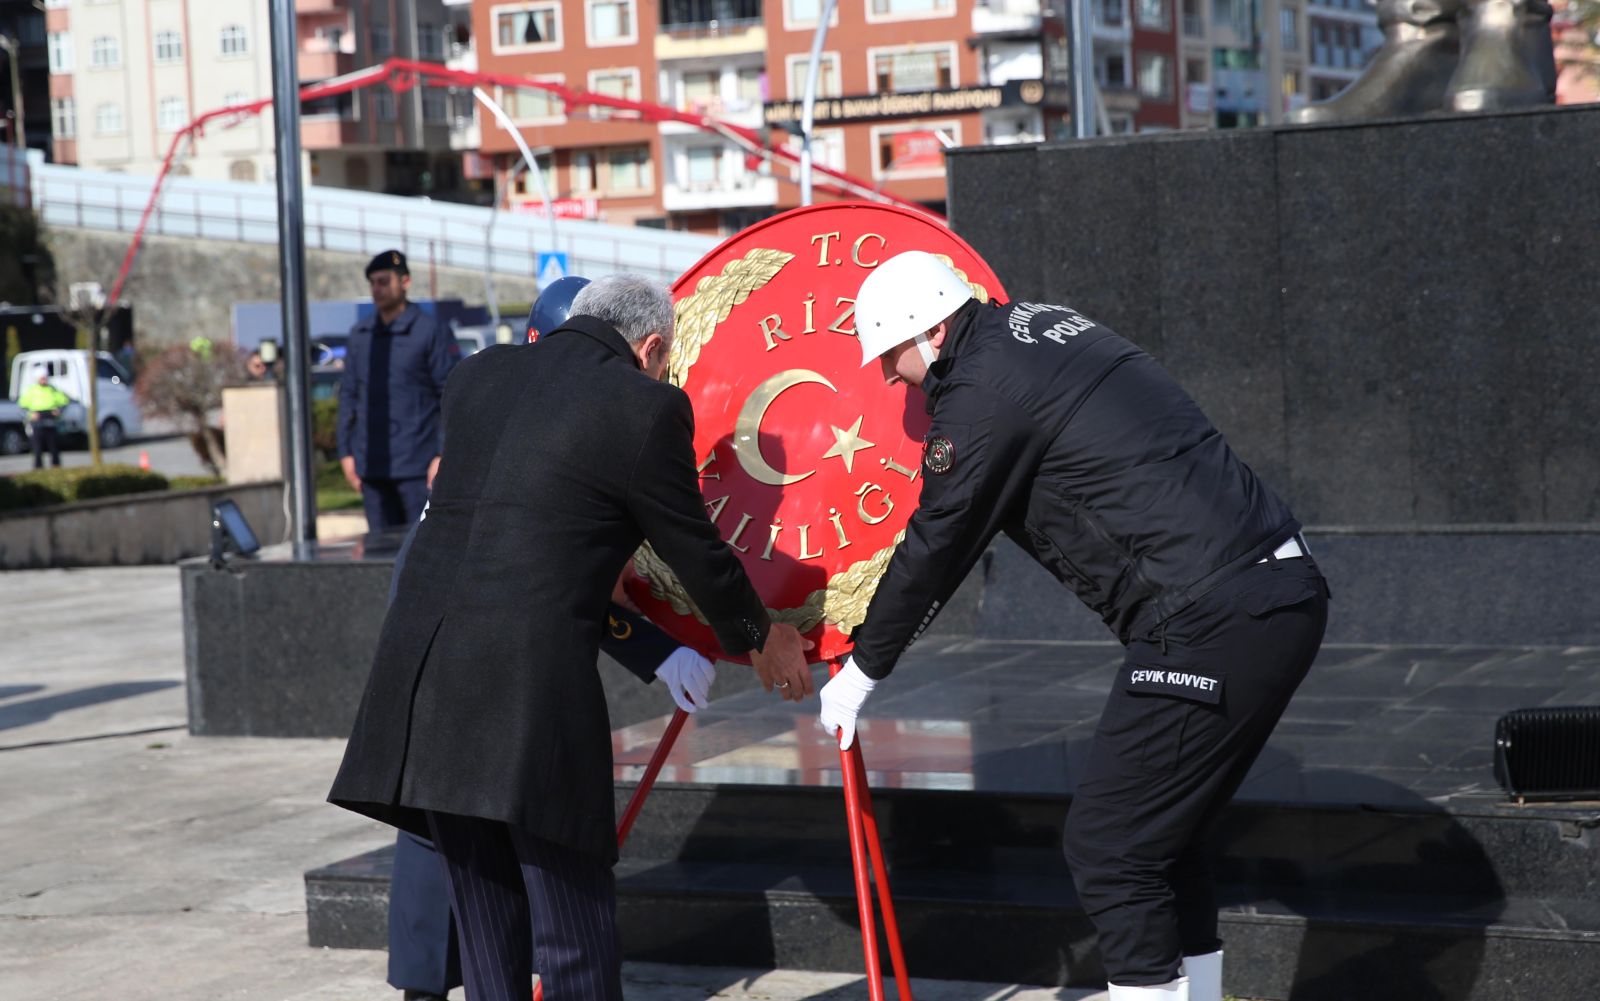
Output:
[44, 0, 466, 195]
[1176, 0, 1375, 127]
[470, 0, 1182, 233]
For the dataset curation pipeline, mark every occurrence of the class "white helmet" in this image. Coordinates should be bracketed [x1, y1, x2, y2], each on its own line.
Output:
[853, 251, 974, 367]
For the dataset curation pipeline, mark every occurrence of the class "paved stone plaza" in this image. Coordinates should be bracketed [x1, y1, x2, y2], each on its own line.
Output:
[0, 567, 1100, 1000]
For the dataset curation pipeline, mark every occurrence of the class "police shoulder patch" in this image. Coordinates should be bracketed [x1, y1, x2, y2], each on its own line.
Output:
[925, 435, 955, 475]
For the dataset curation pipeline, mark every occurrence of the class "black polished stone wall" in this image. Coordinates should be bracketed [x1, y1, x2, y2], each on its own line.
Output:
[947, 106, 1600, 527]
[181, 540, 763, 738]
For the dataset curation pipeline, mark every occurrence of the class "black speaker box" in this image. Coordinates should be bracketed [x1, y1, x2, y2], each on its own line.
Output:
[1494, 707, 1600, 802]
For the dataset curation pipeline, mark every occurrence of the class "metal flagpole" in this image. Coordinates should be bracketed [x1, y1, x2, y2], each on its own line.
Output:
[267, 0, 317, 547]
[799, 0, 839, 206]
[1067, 0, 1096, 139]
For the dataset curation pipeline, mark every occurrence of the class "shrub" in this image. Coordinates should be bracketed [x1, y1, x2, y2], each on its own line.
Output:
[312, 396, 340, 460]
[0, 464, 169, 512]
[168, 475, 225, 491]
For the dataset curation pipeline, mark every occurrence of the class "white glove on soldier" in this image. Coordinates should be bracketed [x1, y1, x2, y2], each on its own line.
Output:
[655, 647, 715, 713]
[818, 657, 878, 750]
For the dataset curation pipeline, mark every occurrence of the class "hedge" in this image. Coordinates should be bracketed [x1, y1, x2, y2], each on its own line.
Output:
[0, 465, 170, 512]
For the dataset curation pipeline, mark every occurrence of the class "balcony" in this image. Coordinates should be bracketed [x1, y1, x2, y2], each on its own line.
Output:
[298, 39, 353, 80]
[973, 0, 1044, 34]
[660, 0, 762, 34]
[663, 172, 776, 213]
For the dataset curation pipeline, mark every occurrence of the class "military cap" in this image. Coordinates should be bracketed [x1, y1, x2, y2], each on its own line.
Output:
[365, 249, 409, 278]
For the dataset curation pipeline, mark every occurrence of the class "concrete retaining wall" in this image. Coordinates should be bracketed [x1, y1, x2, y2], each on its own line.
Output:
[46, 229, 541, 350]
[0, 480, 287, 569]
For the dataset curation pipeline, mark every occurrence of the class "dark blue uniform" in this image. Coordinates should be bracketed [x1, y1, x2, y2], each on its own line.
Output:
[337, 303, 459, 530]
[848, 298, 1329, 989]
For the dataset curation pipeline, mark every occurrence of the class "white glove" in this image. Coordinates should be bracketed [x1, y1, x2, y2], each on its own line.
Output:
[655, 647, 715, 714]
[818, 657, 878, 750]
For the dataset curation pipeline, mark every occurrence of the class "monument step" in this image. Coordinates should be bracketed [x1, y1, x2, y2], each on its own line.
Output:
[612, 781, 1600, 903]
[305, 846, 1600, 999]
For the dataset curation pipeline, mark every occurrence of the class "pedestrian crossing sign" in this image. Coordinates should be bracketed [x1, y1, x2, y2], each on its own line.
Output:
[537, 252, 569, 286]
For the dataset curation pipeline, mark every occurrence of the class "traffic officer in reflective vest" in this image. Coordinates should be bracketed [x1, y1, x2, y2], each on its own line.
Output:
[819, 251, 1330, 1001]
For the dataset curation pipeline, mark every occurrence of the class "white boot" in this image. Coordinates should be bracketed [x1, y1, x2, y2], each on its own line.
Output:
[1180, 951, 1223, 1001]
[1107, 976, 1189, 1000]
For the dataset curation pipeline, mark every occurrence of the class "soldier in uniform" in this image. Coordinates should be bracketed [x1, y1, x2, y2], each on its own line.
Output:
[819, 252, 1329, 1001]
[337, 250, 461, 532]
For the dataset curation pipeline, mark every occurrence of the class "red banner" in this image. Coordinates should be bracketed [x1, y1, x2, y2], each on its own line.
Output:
[624, 202, 1006, 663]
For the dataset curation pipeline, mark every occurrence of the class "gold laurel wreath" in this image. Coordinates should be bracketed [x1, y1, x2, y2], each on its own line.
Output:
[933, 253, 990, 305]
[669, 247, 794, 387]
[633, 531, 905, 636]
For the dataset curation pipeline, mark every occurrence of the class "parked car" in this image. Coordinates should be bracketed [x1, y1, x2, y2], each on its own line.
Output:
[450, 321, 517, 358]
[0, 398, 28, 455]
[9, 349, 144, 449]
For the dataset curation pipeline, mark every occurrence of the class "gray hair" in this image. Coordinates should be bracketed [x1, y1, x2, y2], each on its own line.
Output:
[570, 274, 675, 346]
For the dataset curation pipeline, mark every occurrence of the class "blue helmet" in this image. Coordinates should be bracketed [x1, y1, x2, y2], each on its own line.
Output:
[525, 275, 591, 343]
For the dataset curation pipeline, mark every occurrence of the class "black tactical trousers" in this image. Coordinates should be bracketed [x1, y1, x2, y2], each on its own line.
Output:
[1064, 556, 1329, 986]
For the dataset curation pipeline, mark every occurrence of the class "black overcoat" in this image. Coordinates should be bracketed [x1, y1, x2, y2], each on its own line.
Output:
[328, 317, 771, 861]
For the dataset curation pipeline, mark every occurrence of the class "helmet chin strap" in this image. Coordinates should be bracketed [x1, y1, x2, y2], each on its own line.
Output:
[913, 332, 937, 366]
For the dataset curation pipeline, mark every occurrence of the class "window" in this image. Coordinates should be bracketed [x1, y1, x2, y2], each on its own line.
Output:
[685, 145, 721, 187]
[316, 25, 346, 52]
[422, 88, 448, 122]
[734, 66, 764, 107]
[1137, 0, 1169, 29]
[230, 160, 258, 182]
[871, 121, 957, 178]
[501, 79, 563, 123]
[786, 0, 823, 25]
[606, 146, 652, 193]
[225, 91, 249, 108]
[871, 45, 955, 93]
[154, 30, 183, 62]
[1182, 0, 1204, 36]
[868, 0, 953, 17]
[1283, 70, 1303, 100]
[90, 35, 119, 69]
[572, 151, 595, 192]
[419, 24, 444, 59]
[587, 1, 635, 45]
[588, 68, 639, 119]
[494, 3, 561, 51]
[52, 97, 75, 138]
[1137, 53, 1172, 101]
[48, 32, 72, 73]
[786, 52, 840, 99]
[1097, 49, 1129, 89]
[95, 102, 123, 135]
[371, 24, 391, 55]
[1281, 6, 1299, 49]
[680, 69, 718, 112]
[1184, 56, 1207, 85]
[158, 96, 187, 131]
[374, 89, 395, 122]
[220, 24, 248, 57]
[1096, 0, 1125, 28]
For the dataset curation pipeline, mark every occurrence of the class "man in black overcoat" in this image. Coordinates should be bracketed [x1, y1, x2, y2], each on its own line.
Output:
[329, 274, 815, 1001]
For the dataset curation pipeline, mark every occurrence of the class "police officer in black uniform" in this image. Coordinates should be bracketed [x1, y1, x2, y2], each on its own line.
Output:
[819, 252, 1329, 1001]
[338, 250, 461, 532]
[379, 275, 713, 1001]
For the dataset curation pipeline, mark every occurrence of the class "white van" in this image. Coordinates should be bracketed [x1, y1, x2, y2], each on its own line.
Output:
[9, 349, 144, 449]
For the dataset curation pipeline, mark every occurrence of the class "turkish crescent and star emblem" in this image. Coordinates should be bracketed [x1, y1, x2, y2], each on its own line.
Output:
[623, 202, 1007, 664]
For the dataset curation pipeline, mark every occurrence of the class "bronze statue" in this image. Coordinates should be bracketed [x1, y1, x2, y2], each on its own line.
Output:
[1289, 0, 1557, 122]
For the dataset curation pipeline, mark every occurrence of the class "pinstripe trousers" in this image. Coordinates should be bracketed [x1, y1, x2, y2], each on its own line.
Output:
[424, 811, 624, 1001]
